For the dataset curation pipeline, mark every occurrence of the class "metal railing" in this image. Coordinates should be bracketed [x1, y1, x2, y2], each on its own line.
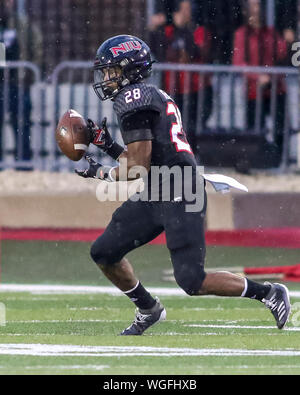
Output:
[152, 63, 299, 170]
[153, 63, 298, 131]
[0, 61, 43, 169]
[0, 61, 299, 171]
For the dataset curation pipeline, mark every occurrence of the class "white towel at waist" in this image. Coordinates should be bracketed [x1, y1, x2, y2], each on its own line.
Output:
[203, 174, 248, 194]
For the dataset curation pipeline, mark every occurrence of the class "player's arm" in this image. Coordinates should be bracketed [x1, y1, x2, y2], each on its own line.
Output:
[111, 140, 152, 181]
[111, 109, 156, 181]
[76, 110, 157, 181]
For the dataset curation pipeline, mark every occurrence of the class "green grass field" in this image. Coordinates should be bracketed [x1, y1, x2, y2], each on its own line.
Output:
[1, 241, 300, 375]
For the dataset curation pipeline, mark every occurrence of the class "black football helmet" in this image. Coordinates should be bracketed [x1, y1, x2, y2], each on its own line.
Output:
[93, 35, 154, 101]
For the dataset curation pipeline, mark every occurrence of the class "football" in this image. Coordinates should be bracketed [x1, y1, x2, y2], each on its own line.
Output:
[55, 109, 90, 161]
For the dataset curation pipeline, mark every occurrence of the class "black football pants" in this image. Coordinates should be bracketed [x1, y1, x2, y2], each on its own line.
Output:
[90, 193, 207, 295]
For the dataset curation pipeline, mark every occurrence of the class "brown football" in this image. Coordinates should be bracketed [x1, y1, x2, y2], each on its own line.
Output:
[55, 109, 90, 161]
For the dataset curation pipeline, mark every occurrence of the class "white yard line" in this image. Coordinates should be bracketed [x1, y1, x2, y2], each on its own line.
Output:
[196, 364, 300, 370]
[0, 364, 110, 371]
[185, 324, 300, 332]
[5, 320, 300, 332]
[0, 284, 186, 296]
[0, 344, 300, 357]
[0, 284, 300, 298]
[9, 319, 126, 323]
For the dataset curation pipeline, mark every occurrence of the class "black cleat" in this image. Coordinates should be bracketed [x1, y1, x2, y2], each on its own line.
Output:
[262, 282, 291, 330]
[120, 297, 166, 336]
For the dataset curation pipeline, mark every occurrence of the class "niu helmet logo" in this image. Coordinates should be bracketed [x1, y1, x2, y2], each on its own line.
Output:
[110, 41, 142, 57]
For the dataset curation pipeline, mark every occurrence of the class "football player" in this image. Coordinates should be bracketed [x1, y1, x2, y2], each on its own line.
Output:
[76, 35, 291, 334]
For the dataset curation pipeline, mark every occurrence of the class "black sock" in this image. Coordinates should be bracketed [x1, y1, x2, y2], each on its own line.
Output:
[242, 278, 271, 302]
[124, 281, 157, 310]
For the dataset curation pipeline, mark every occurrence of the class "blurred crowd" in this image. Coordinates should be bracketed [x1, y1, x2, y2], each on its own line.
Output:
[148, 0, 297, 153]
[148, 0, 296, 65]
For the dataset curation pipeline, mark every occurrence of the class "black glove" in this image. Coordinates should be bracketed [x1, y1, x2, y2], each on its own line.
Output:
[75, 155, 102, 179]
[87, 117, 113, 149]
[75, 155, 116, 182]
[87, 117, 124, 160]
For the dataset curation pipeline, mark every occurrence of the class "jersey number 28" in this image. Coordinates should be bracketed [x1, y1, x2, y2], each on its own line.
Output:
[125, 88, 141, 103]
[166, 102, 193, 154]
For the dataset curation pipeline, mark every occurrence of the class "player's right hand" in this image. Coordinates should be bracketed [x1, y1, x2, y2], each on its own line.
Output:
[75, 155, 102, 178]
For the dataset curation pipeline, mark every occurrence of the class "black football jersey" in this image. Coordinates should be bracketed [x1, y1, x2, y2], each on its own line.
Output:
[113, 82, 197, 169]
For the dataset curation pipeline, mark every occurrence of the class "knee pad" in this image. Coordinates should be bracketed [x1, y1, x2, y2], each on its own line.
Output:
[174, 265, 206, 296]
[170, 245, 206, 296]
[90, 240, 104, 265]
[90, 237, 121, 266]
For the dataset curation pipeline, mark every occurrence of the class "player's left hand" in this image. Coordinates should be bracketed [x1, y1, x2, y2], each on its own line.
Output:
[87, 117, 114, 151]
[75, 155, 103, 179]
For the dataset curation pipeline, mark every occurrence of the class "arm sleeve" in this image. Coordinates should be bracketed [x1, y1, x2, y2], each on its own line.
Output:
[120, 110, 159, 145]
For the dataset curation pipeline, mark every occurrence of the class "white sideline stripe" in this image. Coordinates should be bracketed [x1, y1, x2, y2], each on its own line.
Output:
[185, 324, 300, 332]
[7, 320, 300, 332]
[0, 284, 300, 298]
[0, 284, 187, 296]
[1, 344, 300, 357]
[9, 319, 126, 323]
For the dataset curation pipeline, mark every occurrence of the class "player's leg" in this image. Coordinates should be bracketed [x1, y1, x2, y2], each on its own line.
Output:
[90, 198, 163, 303]
[199, 271, 265, 296]
[97, 256, 137, 292]
[169, 243, 271, 297]
[164, 195, 208, 296]
[165, 195, 290, 328]
[95, 255, 159, 312]
[164, 190, 267, 298]
[90, 198, 166, 335]
[199, 272, 290, 329]
[170, 243, 290, 328]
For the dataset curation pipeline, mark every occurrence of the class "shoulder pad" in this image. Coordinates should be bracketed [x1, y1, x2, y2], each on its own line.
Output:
[113, 83, 158, 118]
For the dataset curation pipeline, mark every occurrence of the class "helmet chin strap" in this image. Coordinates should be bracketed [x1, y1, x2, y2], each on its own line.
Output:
[111, 88, 119, 96]
[121, 78, 130, 87]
